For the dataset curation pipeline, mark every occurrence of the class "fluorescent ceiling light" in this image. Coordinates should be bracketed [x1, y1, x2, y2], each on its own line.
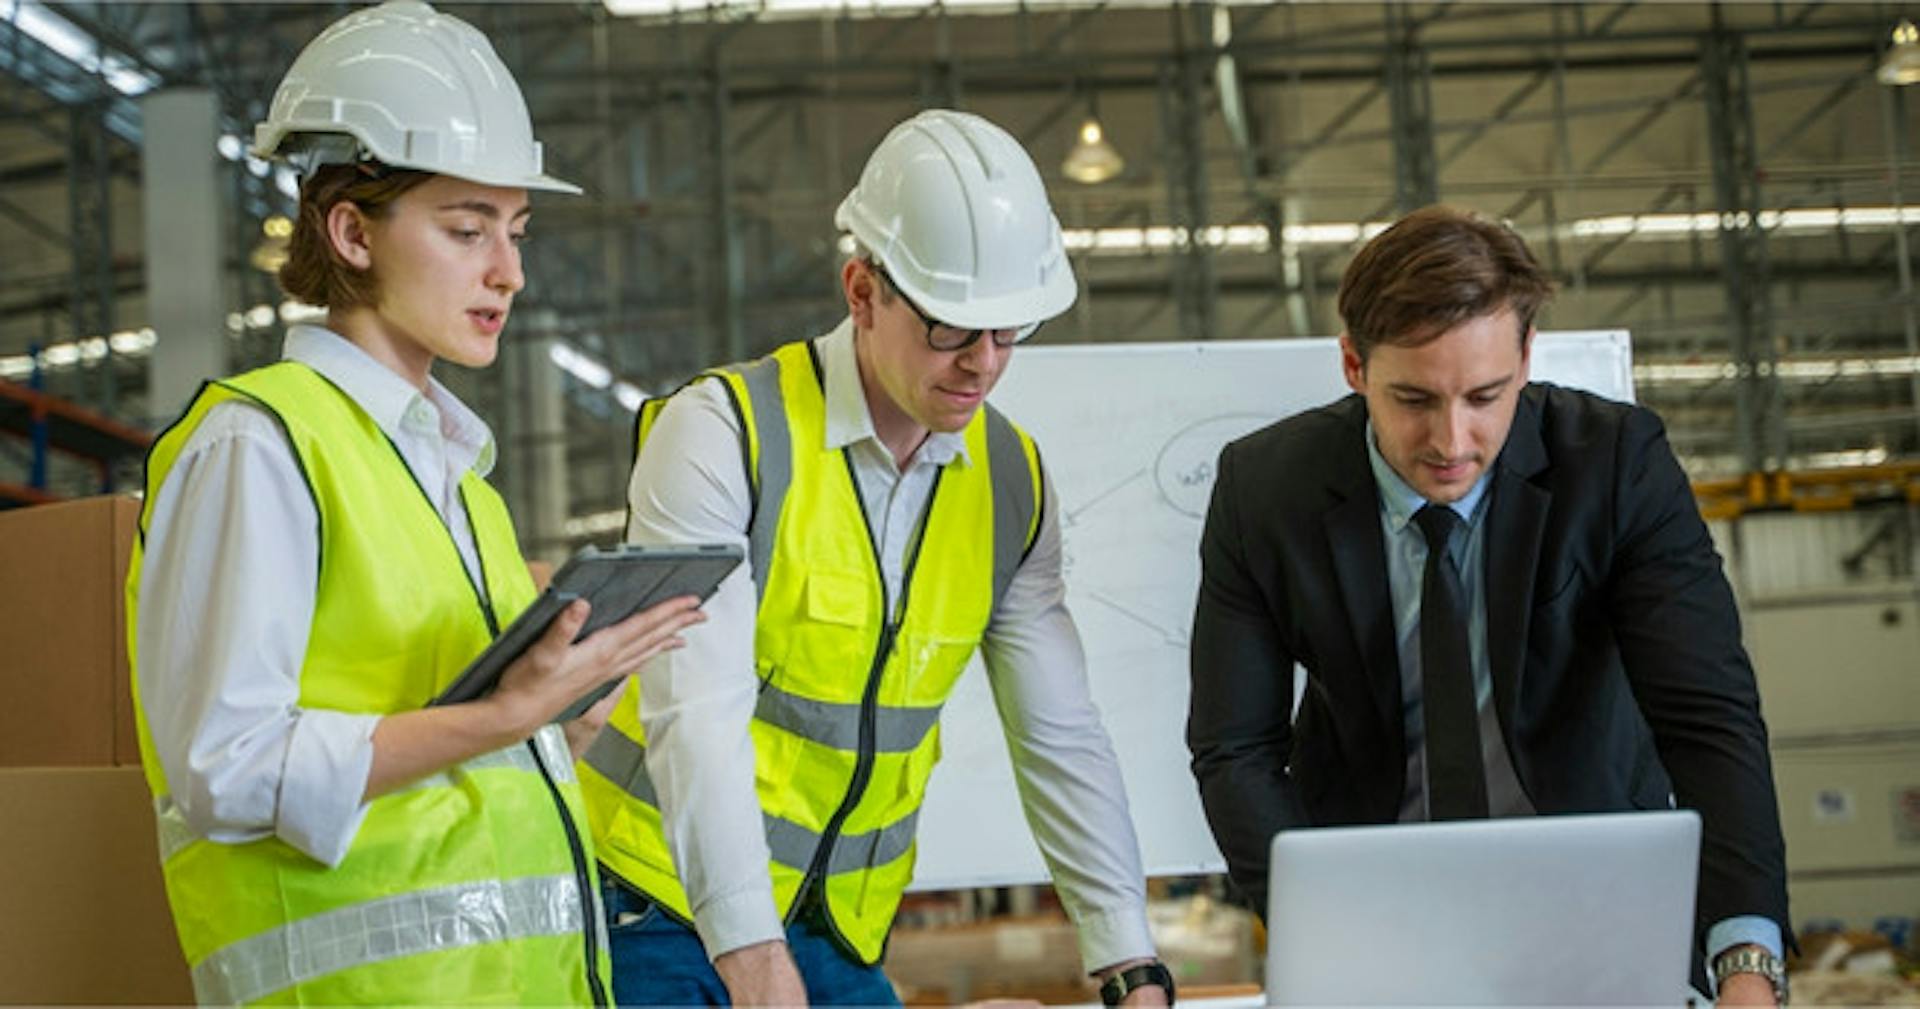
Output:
[1800, 446, 1891, 469]
[278, 301, 326, 325]
[564, 509, 629, 538]
[6, 0, 158, 96]
[606, 0, 1267, 19]
[1634, 355, 1920, 386]
[1682, 447, 1894, 475]
[1570, 206, 1920, 240]
[549, 343, 613, 389]
[0, 327, 156, 378]
[614, 382, 646, 412]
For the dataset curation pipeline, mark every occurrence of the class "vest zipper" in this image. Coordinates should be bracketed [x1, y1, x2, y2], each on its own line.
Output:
[526, 737, 611, 1007]
[790, 458, 942, 923]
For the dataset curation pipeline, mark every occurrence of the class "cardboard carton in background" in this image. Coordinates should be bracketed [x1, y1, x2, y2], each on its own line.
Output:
[0, 495, 142, 767]
[0, 766, 192, 1003]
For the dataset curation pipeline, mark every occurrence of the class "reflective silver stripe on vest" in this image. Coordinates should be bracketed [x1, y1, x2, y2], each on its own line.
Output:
[584, 730, 918, 874]
[755, 681, 942, 754]
[983, 404, 1038, 610]
[155, 800, 197, 863]
[530, 725, 579, 785]
[723, 354, 790, 603]
[766, 808, 920, 874]
[404, 741, 537, 794]
[406, 732, 577, 793]
[155, 740, 572, 865]
[191, 872, 586, 1006]
[582, 726, 657, 806]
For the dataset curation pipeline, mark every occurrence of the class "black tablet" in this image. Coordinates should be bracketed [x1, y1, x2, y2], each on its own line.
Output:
[433, 543, 743, 722]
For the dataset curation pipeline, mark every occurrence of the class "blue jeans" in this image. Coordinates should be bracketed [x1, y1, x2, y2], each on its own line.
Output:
[603, 878, 901, 1008]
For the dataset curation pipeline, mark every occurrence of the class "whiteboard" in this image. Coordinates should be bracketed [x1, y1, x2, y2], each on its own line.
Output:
[909, 331, 1635, 890]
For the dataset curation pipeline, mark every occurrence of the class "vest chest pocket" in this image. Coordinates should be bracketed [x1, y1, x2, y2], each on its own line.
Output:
[805, 569, 871, 626]
[890, 629, 980, 710]
[777, 569, 878, 694]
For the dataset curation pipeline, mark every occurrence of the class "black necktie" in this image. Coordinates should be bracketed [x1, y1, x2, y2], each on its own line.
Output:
[1413, 504, 1490, 820]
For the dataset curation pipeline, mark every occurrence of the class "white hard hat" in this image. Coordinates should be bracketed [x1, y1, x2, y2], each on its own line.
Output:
[835, 109, 1076, 330]
[252, 0, 580, 195]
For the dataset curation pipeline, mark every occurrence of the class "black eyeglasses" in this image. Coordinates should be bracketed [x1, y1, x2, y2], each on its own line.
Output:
[869, 262, 1044, 352]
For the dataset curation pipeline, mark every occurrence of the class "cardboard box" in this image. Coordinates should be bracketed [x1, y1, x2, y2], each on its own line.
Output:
[0, 766, 193, 1003]
[0, 494, 141, 767]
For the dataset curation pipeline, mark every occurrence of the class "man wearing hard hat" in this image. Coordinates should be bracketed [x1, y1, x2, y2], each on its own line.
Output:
[577, 110, 1173, 1007]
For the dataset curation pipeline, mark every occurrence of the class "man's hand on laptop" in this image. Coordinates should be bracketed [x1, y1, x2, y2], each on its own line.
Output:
[1717, 971, 1778, 1008]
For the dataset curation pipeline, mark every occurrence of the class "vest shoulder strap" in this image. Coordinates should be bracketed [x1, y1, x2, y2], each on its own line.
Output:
[981, 402, 1043, 610]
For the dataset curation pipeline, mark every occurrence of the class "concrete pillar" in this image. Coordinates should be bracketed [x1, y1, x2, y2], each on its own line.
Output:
[504, 337, 571, 564]
[141, 89, 226, 425]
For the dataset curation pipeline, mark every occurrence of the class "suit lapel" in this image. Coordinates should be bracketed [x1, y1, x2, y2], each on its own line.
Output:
[1322, 400, 1404, 739]
[1482, 389, 1551, 740]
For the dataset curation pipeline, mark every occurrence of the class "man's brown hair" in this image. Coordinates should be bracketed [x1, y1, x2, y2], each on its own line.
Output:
[278, 164, 434, 309]
[1336, 204, 1554, 361]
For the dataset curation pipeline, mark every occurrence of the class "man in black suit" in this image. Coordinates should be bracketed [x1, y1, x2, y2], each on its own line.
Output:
[1188, 205, 1789, 1005]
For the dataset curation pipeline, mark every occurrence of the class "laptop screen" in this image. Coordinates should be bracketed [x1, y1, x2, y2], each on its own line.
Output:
[1264, 810, 1700, 1006]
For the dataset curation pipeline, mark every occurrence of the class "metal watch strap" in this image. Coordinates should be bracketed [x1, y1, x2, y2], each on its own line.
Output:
[1714, 946, 1788, 1005]
[1100, 961, 1176, 1007]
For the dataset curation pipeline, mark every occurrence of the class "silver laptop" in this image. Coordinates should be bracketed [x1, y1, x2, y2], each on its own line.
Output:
[1265, 810, 1701, 1006]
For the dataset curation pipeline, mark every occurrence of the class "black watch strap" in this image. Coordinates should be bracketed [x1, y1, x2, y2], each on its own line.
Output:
[1100, 961, 1175, 1007]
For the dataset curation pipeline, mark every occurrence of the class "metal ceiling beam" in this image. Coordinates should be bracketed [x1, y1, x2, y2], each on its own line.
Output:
[1383, 2, 1438, 214]
[1160, 3, 1215, 341]
[1704, 16, 1783, 472]
[0, 190, 66, 251]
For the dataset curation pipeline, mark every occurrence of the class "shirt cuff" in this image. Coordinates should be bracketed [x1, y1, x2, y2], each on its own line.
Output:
[692, 885, 785, 961]
[1067, 903, 1157, 976]
[1704, 916, 1784, 994]
[275, 708, 379, 867]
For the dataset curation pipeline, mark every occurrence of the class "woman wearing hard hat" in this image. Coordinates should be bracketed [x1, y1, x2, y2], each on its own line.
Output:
[125, 2, 698, 1004]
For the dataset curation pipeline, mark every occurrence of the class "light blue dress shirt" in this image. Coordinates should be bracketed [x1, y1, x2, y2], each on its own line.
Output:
[1363, 425, 1781, 970]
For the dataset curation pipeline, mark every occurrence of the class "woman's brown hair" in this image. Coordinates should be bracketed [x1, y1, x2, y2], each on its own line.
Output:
[278, 163, 434, 309]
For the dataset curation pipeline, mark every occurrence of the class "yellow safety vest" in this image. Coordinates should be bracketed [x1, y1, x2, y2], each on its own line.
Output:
[126, 362, 613, 1006]
[581, 339, 1041, 963]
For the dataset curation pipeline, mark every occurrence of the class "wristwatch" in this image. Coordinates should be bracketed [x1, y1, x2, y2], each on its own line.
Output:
[1713, 946, 1788, 1005]
[1100, 961, 1176, 1007]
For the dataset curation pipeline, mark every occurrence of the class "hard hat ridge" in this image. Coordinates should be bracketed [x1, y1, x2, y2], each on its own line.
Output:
[252, 0, 580, 195]
[835, 109, 1076, 331]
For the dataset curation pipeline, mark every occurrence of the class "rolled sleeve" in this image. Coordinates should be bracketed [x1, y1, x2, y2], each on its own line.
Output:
[139, 402, 377, 865]
[276, 708, 381, 866]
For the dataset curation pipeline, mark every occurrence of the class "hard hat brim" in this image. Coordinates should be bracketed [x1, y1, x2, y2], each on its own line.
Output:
[906, 267, 1078, 332]
[253, 126, 584, 196]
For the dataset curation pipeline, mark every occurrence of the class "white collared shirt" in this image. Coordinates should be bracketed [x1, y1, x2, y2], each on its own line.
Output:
[136, 324, 497, 867]
[625, 318, 1154, 972]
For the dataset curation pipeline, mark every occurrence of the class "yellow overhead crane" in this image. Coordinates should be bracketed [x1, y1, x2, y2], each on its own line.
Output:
[1694, 463, 1920, 520]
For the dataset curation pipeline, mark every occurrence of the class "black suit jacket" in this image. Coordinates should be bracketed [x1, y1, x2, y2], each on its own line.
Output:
[1188, 383, 1789, 960]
